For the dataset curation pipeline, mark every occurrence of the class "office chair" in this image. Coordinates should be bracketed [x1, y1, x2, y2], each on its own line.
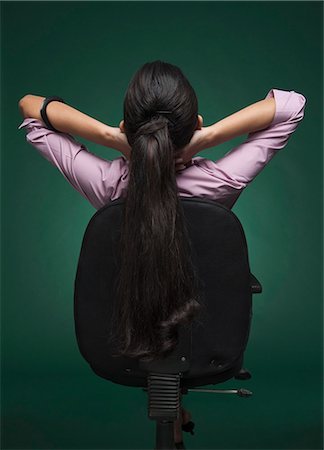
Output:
[74, 196, 262, 450]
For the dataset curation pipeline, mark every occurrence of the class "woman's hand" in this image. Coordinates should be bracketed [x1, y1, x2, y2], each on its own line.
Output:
[175, 126, 214, 170]
[106, 126, 132, 160]
[107, 124, 216, 171]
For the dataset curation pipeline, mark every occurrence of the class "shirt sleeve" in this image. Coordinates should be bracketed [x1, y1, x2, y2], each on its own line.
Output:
[202, 88, 307, 186]
[17, 117, 129, 210]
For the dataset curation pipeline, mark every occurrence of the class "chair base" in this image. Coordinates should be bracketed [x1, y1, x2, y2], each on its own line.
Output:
[146, 372, 182, 449]
[155, 420, 177, 450]
[146, 370, 253, 449]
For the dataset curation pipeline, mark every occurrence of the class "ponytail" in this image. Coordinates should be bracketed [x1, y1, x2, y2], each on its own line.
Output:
[109, 116, 202, 361]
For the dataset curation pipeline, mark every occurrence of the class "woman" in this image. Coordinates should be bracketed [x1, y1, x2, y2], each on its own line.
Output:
[18, 60, 307, 448]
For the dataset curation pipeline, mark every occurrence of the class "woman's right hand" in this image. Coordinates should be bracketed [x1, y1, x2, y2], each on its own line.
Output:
[175, 126, 214, 170]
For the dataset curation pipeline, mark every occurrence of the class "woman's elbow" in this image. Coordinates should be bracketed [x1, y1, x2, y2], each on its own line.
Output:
[18, 94, 30, 115]
[18, 94, 32, 106]
[18, 94, 36, 118]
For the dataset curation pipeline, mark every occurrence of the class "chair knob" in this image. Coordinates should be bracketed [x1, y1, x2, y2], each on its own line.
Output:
[182, 420, 195, 435]
[237, 388, 253, 397]
[234, 368, 252, 380]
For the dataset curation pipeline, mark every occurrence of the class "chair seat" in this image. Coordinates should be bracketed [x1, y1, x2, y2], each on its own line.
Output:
[90, 353, 245, 389]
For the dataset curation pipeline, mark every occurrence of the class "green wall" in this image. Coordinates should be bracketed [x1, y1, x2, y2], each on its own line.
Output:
[2, 1, 322, 449]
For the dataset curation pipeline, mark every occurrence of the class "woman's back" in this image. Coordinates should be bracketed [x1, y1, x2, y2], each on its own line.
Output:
[18, 87, 306, 210]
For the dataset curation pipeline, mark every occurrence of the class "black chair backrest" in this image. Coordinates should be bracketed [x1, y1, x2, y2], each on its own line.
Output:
[74, 197, 253, 388]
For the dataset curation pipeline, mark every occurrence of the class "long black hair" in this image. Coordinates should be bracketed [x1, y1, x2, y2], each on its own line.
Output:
[109, 60, 203, 361]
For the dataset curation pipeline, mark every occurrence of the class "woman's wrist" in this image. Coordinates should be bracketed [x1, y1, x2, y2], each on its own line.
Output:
[18, 95, 132, 157]
[190, 125, 222, 155]
[103, 126, 132, 159]
[207, 97, 276, 146]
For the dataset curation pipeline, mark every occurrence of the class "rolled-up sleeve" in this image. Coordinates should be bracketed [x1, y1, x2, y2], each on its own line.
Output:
[18, 117, 129, 209]
[205, 88, 307, 185]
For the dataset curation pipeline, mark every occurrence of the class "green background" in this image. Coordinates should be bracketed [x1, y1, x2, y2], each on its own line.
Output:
[1, 1, 323, 449]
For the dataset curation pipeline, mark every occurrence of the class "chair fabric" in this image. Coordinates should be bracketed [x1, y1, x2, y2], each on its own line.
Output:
[74, 197, 253, 389]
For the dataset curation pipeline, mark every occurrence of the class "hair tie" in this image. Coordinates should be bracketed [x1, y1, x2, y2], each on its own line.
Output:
[154, 110, 175, 125]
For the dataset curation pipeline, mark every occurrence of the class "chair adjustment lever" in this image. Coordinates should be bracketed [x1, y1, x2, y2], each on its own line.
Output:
[187, 387, 253, 397]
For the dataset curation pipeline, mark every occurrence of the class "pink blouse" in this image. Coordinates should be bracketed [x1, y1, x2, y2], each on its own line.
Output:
[18, 88, 307, 210]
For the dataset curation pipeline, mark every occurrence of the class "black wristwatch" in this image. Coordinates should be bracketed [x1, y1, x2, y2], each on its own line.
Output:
[40, 96, 65, 132]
